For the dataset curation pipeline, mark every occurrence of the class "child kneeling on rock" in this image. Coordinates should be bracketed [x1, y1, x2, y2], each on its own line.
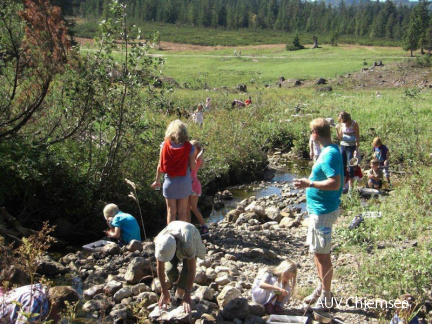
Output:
[251, 259, 297, 315]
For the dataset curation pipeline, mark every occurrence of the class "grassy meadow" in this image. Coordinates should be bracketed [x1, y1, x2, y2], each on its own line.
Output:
[124, 39, 432, 321]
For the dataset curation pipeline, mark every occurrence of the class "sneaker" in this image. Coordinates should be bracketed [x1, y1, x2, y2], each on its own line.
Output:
[315, 291, 334, 311]
[264, 302, 274, 315]
[200, 225, 209, 237]
[303, 285, 322, 305]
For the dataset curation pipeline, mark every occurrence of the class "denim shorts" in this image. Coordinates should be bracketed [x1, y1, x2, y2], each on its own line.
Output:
[307, 209, 340, 254]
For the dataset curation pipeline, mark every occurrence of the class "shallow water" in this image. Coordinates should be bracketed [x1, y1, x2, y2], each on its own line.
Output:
[206, 159, 311, 224]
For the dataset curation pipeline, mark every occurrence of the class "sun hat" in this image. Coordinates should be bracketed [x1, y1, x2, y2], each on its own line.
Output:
[349, 157, 359, 167]
[325, 118, 336, 127]
[155, 234, 176, 262]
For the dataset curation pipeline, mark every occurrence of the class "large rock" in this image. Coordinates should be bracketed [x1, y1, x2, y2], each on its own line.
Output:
[217, 286, 241, 307]
[113, 287, 133, 302]
[221, 298, 249, 321]
[83, 284, 104, 300]
[82, 299, 110, 312]
[36, 257, 68, 276]
[265, 206, 281, 223]
[110, 304, 133, 322]
[245, 201, 266, 217]
[136, 291, 158, 308]
[101, 243, 120, 256]
[225, 210, 241, 223]
[195, 286, 214, 301]
[127, 240, 143, 252]
[131, 283, 150, 296]
[124, 257, 155, 284]
[104, 280, 123, 296]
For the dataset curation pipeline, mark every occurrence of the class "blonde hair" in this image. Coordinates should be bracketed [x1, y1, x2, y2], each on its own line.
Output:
[165, 119, 190, 144]
[269, 259, 297, 293]
[372, 137, 382, 147]
[190, 139, 202, 152]
[310, 118, 331, 138]
[103, 203, 119, 220]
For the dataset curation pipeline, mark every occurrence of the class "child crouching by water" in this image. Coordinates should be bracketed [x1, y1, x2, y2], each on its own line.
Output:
[251, 259, 297, 315]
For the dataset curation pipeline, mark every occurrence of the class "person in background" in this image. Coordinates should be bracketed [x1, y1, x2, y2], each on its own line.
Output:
[151, 120, 196, 224]
[366, 159, 383, 189]
[192, 104, 204, 128]
[189, 140, 209, 237]
[154, 221, 206, 313]
[103, 203, 141, 245]
[336, 111, 360, 192]
[251, 259, 297, 315]
[344, 158, 363, 190]
[204, 97, 211, 111]
[245, 96, 252, 106]
[294, 118, 343, 311]
[0, 284, 79, 323]
[309, 134, 321, 161]
[372, 137, 390, 185]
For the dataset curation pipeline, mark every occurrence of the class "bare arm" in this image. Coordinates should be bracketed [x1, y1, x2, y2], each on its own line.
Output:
[182, 258, 196, 313]
[157, 260, 171, 309]
[354, 122, 360, 148]
[294, 175, 341, 191]
[259, 282, 289, 296]
[151, 148, 163, 188]
[104, 226, 120, 239]
[335, 125, 342, 140]
[189, 150, 196, 171]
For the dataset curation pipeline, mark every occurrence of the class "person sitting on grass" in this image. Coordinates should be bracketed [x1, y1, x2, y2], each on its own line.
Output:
[103, 203, 141, 245]
[366, 159, 383, 189]
[0, 284, 79, 323]
[251, 259, 297, 315]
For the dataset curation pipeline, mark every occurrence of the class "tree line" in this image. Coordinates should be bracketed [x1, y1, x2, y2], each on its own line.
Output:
[65, 0, 428, 42]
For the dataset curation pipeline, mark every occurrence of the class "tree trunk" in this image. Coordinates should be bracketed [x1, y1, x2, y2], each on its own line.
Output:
[313, 36, 319, 48]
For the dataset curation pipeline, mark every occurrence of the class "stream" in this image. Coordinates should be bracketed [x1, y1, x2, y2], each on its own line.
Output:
[206, 159, 310, 224]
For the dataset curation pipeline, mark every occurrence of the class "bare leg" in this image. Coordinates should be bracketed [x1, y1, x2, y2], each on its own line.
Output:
[176, 197, 190, 222]
[189, 195, 205, 226]
[165, 198, 177, 224]
[314, 253, 333, 292]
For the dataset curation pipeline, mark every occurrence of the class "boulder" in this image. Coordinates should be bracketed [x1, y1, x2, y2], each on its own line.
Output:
[127, 240, 143, 252]
[101, 243, 120, 256]
[225, 210, 241, 223]
[104, 280, 123, 296]
[124, 257, 155, 284]
[195, 286, 214, 301]
[83, 284, 104, 300]
[245, 201, 266, 217]
[113, 287, 133, 303]
[136, 291, 158, 308]
[265, 206, 281, 223]
[217, 286, 241, 307]
[110, 304, 133, 322]
[36, 257, 68, 276]
[221, 298, 249, 321]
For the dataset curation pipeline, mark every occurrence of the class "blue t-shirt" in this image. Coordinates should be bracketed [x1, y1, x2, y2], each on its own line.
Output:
[373, 145, 388, 166]
[306, 144, 344, 215]
[110, 211, 141, 244]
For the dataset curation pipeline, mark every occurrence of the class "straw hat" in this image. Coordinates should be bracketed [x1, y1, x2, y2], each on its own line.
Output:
[349, 157, 359, 167]
[325, 118, 336, 127]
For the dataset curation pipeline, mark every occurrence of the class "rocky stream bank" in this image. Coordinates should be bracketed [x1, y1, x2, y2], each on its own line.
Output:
[31, 176, 396, 324]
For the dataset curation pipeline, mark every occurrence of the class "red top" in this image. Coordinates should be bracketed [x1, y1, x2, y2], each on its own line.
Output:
[245, 99, 252, 106]
[159, 140, 192, 177]
[353, 166, 363, 178]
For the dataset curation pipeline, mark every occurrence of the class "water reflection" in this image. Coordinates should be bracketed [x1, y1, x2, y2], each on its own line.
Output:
[207, 159, 311, 224]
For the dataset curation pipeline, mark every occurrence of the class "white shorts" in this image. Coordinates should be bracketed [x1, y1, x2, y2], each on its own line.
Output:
[307, 209, 340, 254]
